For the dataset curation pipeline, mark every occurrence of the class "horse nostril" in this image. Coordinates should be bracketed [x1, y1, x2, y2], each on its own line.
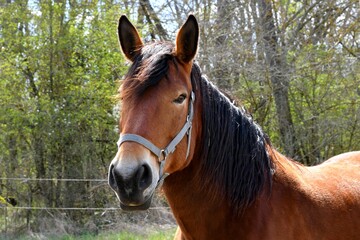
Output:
[136, 164, 152, 191]
[108, 164, 117, 190]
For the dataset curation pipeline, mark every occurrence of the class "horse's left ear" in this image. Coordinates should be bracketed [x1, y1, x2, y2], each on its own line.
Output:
[175, 15, 199, 63]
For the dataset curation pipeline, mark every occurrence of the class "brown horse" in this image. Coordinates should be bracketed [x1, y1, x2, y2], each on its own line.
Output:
[108, 15, 360, 239]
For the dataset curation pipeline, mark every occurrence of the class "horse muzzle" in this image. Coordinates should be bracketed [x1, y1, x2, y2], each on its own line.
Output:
[108, 161, 156, 211]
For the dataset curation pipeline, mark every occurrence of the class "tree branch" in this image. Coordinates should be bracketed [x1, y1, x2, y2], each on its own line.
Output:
[139, 0, 169, 40]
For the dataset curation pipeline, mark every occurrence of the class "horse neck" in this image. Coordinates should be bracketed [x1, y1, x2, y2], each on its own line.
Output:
[162, 158, 237, 236]
[162, 147, 308, 239]
[162, 71, 277, 237]
[162, 156, 270, 239]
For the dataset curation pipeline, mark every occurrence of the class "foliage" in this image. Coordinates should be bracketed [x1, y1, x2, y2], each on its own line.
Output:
[0, 0, 127, 234]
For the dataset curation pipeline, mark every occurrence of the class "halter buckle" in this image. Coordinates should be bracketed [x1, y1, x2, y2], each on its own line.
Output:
[159, 149, 167, 162]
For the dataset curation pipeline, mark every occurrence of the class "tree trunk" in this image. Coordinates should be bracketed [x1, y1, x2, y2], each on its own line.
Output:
[213, 0, 232, 90]
[257, 0, 298, 158]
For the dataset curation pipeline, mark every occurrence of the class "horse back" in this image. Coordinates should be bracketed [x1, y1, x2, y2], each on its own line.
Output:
[309, 151, 360, 187]
[290, 151, 360, 239]
[263, 151, 360, 240]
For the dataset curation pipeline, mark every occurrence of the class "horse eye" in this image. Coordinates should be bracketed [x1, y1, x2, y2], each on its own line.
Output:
[173, 94, 187, 104]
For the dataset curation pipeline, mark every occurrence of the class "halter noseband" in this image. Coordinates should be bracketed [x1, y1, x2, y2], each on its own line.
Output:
[117, 91, 195, 187]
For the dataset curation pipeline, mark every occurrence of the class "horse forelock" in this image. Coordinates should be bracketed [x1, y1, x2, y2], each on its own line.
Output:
[119, 42, 175, 101]
[191, 62, 274, 214]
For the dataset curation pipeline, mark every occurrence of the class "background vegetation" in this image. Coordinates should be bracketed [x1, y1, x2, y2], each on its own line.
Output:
[0, 0, 359, 238]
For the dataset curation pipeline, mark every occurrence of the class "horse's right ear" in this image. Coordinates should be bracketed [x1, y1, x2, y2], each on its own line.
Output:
[118, 15, 143, 62]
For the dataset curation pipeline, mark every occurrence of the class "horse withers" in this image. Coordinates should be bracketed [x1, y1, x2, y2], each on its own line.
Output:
[108, 15, 360, 239]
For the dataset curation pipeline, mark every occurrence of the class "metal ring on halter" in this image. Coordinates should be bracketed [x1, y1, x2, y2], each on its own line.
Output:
[159, 149, 167, 162]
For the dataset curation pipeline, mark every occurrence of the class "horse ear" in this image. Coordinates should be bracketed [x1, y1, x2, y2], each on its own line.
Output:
[175, 14, 199, 63]
[118, 15, 143, 62]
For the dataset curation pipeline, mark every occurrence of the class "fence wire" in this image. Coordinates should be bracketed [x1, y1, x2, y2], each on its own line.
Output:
[1, 177, 174, 237]
[2, 206, 170, 211]
[0, 177, 107, 182]
[0, 177, 170, 210]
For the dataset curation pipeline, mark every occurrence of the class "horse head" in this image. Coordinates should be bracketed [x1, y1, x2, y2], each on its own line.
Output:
[108, 15, 199, 210]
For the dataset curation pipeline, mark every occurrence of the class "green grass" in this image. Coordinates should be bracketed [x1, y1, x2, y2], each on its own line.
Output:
[54, 228, 176, 240]
[1, 228, 176, 240]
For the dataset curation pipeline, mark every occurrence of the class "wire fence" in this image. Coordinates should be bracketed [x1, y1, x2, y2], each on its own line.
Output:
[0, 177, 108, 182]
[0, 177, 174, 237]
[2, 206, 170, 211]
[0, 177, 171, 210]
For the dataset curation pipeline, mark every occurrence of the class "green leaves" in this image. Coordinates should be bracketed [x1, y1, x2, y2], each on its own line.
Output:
[0, 0, 124, 218]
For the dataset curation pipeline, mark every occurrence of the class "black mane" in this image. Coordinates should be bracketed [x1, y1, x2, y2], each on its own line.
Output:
[190, 62, 274, 214]
[121, 42, 274, 214]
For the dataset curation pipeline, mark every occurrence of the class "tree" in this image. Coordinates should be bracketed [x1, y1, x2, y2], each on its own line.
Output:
[257, 0, 298, 158]
[0, 0, 124, 228]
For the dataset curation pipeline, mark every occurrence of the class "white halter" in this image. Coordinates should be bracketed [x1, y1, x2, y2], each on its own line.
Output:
[117, 91, 195, 187]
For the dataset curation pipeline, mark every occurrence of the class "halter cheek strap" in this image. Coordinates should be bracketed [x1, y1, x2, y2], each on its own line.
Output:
[117, 91, 195, 187]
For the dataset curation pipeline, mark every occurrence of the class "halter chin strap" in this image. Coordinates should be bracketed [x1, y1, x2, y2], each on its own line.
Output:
[117, 91, 195, 187]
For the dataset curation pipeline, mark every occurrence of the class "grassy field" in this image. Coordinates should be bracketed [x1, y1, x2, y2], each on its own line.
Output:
[57, 229, 176, 240]
[3, 228, 177, 240]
